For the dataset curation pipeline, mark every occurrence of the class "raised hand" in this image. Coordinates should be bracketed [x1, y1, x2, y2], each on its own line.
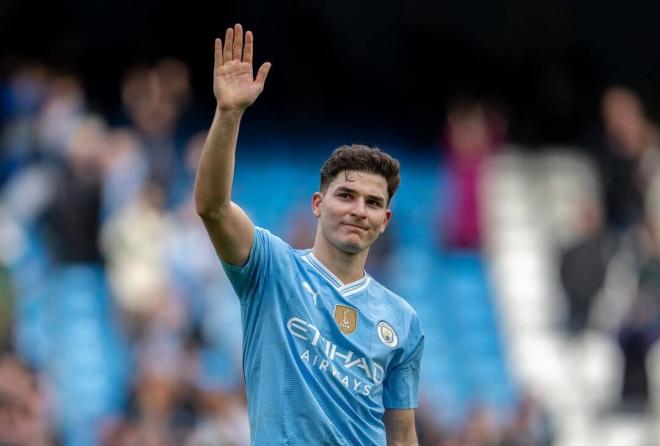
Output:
[214, 24, 271, 112]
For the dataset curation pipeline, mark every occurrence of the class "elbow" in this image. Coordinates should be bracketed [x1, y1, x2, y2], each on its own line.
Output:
[195, 199, 230, 221]
[196, 206, 214, 221]
[194, 186, 230, 220]
[196, 206, 224, 222]
[194, 194, 211, 219]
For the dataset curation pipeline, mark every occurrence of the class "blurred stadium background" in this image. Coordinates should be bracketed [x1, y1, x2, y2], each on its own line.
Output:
[3, 1, 660, 445]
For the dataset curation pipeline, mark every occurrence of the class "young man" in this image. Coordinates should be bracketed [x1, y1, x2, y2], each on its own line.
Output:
[195, 23, 424, 446]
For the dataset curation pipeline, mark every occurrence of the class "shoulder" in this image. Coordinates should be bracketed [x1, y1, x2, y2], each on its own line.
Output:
[368, 278, 422, 340]
[225, 226, 296, 274]
[254, 226, 295, 253]
[252, 226, 308, 272]
[369, 278, 418, 319]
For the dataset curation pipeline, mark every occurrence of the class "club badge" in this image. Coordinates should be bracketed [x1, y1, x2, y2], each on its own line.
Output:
[377, 321, 398, 348]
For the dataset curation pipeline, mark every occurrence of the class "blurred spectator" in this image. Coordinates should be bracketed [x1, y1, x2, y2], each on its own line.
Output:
[598, 86, 660, 232]
[439, 99, 506, 250]
[498, 394, 554, 446]
[169, 130, 207, 211]
[42, 115, 106, 264]
[121, 59, 192, 205]
[592, 86, 660, 413]
[101, 182, 172, 327]
[98, 128, 148, 220]
[0, 64, 49, 119]
[459, 405, 500, 445]
[560, 196, 615, 335]
[615, 217, 660, 412]
[186, 393, 250, 446]
[1, 74, 86, 229]
[36, 74, 86, 159]
[0, 353, 52, 445]
[414, 403, 449, 446]
[0, 64, 49, 185]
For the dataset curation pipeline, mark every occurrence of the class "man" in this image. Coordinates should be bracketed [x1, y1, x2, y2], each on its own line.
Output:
[195, 23, 424, 446]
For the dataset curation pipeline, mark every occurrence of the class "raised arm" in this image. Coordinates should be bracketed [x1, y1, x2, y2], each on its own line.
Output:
[195, 23, 271, 266]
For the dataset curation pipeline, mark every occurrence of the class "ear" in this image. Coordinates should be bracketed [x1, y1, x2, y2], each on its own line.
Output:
[312, 192, 323, 218]
[379, 209, 392, 234]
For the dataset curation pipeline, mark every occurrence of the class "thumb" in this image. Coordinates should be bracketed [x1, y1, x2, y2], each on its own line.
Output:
[255, 62, 272, 87]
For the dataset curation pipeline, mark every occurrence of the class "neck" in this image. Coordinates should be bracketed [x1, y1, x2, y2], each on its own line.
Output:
[311, 233, 368, 285]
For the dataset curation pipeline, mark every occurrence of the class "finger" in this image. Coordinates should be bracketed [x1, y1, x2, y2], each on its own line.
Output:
[223, 27, 234, 63]
[243, 30, 253, 65]
[255, 62, 272, 87]
[233, 24, 243, 61]
[214, 38, 223, 72]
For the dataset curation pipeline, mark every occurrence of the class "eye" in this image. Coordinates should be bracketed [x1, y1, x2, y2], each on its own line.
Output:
[338, 193, 350, 199]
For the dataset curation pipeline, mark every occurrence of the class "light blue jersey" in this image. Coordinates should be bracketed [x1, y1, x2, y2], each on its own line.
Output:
[221, 226, 424, 446]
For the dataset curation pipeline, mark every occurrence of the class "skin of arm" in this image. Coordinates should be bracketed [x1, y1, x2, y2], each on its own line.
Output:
[194, 23, 271, 266]
[383, 409, 419, 446]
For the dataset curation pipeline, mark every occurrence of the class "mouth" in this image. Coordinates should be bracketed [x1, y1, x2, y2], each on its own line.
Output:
[341, 222, 368, 231]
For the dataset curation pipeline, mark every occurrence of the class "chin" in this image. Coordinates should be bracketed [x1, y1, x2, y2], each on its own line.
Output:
[334, 237, 365, 254]
[341, 244, 362, 254]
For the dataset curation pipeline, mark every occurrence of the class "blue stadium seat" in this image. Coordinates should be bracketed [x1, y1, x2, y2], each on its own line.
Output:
[43, 265, 130, 446]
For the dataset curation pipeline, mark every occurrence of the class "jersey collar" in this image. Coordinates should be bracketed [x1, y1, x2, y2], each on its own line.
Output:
[301, 252, 371, 297]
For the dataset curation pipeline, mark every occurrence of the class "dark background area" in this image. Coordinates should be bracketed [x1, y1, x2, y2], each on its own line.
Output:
[3, 0, 660, 147]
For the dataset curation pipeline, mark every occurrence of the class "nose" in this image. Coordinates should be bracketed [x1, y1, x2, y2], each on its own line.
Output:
[350, 199, 367, 219]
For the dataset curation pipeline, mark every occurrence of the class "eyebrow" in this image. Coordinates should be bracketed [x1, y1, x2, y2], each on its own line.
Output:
[335, 186, 386, 204]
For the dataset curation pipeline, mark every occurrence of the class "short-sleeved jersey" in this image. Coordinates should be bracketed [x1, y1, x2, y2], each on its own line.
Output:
[221, 227, 424, 446]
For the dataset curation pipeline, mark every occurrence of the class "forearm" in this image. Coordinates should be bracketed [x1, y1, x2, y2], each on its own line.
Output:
[386, 429, 418, 446]
[384, 409, 418, 446]
[194, 107, 244, 218]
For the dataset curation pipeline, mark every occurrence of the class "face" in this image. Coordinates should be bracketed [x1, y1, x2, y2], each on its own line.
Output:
[312, 170, 392, 254]
[601, 88, 645, 154]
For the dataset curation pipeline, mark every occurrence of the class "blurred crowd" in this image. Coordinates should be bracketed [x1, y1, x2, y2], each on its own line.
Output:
[563, 86, 660, 414]
[429, 85, 660, 444]
[0, 58, 659, 446]
[0, 61, 248, 445]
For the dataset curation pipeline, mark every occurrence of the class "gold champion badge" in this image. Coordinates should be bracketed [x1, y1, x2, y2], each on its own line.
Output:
[334, 305, 358, 334]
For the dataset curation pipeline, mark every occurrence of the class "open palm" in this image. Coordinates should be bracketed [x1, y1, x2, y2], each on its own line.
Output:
[214, 24, 271, 111]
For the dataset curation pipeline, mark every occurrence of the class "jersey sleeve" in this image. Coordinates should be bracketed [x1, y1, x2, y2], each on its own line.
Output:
[382, 312, 424, 409]
[220, 226, 273, 302]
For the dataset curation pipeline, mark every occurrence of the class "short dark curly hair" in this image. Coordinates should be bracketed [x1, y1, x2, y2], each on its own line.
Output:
[320, 145, 400, 204]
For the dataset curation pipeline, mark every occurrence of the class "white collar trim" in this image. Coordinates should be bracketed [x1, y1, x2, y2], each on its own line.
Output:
[301, 252, 371, 297]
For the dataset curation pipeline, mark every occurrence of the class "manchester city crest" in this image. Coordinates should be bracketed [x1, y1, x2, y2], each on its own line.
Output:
[377, 321, 398, 348]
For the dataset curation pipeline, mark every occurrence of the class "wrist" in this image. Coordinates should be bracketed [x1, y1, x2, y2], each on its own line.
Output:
[216, 106, 246, 119]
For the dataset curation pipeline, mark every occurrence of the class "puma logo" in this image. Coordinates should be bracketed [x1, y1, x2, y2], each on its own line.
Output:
[302, 281, 320, 305]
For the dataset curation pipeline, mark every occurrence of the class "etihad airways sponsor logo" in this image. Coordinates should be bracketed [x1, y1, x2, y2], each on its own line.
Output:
[287, 317, 384, 395]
